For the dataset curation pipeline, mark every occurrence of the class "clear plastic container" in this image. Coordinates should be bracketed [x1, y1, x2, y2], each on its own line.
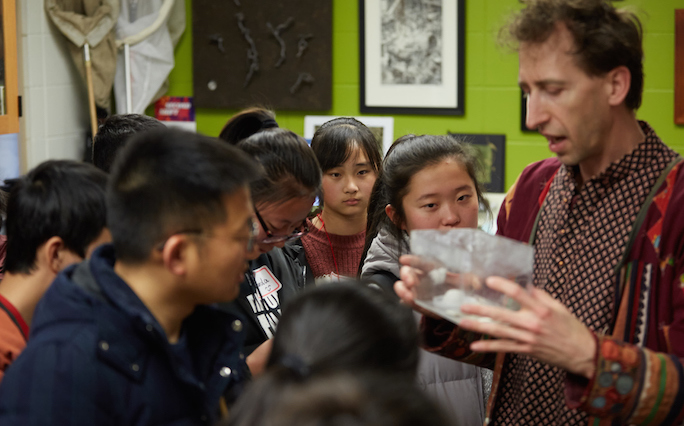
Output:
[410, 228, 534, 325]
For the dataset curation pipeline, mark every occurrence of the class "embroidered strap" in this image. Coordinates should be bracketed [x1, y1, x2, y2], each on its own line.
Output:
[613, 156, 683, 276]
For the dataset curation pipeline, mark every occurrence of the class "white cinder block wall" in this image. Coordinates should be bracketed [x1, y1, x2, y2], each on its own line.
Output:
[18, 0, 90, 171]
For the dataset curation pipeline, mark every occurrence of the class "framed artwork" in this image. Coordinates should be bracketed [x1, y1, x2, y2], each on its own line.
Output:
[304, 115, 394, 156]
[676, 9, 684, 124]
[360, 0, 465, 115]
[191, 0, 332, 111]
[449, 132, 506, 193]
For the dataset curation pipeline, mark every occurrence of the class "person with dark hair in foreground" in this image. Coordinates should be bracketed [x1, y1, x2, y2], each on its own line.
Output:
[225, 283, 438, 426]
[225, 370, 451, 426]
[0, 129, 259, 425]
[268, 283, 419, 377]
[92, 113, 165, 173]
[396, 1, 684, 424]
[0, 160, 109, 382]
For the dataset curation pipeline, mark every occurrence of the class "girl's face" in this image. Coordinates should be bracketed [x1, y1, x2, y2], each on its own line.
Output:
[389, 158, 479, 232]
[250, 195, 316, 258]
[321, 146, 377, 219]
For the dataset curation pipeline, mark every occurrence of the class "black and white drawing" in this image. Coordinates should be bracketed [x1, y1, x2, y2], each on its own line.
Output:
[380, 0, 443, 85]
[361, 0, 464, 115]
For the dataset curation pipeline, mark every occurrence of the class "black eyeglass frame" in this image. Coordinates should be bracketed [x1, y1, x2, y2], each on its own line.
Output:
[156, 218, 259, 252]
[254, 208, 309, 244]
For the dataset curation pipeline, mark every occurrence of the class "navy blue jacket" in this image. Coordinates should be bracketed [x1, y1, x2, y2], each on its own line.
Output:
[0, 245, 248, 426]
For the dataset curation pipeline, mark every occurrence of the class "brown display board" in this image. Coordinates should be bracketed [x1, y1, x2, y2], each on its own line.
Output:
[192, 0, 332, 111]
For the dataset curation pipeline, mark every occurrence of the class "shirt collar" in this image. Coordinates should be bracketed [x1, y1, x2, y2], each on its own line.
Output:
[564, 121, 662, 192]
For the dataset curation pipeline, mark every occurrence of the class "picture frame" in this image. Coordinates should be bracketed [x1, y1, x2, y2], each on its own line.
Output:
[304, 115, 395, 156]
[448, 132, 506, 193]
[359, 0, 465, 115]
[191, 0, 332, 111]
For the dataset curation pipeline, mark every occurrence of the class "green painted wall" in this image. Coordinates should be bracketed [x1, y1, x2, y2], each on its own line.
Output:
[164, 0, 684, 190]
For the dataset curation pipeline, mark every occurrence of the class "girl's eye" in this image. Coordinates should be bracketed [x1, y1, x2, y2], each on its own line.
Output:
[358, 169, 370, 176]
[422, 203, 437, 210]
[329, 172, 341, 178]
[458, 194, 471, 202]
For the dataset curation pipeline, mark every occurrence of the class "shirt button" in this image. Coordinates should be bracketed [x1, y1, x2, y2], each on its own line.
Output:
[200, 415, 208, 422]
[99, 341, 109, 351]
[232, 320, 243, 332]
[220, 366, 232, 377]
[559, 260, 564, 267]
[146, 324, 154, 332]
[131, 364, 140, 372]
[563, 197, 568, 203]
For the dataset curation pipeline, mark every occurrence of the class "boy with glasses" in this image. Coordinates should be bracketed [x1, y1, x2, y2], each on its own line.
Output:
[0, 129, 258, 425]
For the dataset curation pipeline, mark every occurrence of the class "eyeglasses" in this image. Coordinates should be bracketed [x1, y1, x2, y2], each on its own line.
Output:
[254, 208, 309, 244]
[156, 218, 260, 252]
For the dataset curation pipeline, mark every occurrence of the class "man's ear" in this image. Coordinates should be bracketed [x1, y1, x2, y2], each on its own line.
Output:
[605, 66, 631, 107]
[42, 236, 82, 274]
[385, 204, 406, 231]
[160, 234, 192, 276]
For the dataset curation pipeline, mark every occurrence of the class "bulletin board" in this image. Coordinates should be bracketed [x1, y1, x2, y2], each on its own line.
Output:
[191, 0, 332, 111]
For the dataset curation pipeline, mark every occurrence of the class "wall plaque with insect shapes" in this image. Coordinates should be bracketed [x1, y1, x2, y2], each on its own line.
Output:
[192, 0, 332, 111]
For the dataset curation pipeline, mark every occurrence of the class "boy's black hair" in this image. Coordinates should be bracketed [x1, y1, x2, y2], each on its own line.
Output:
[107, 127, 259, 263]
[93, 114, 166, 172]
[3, 160, 108, 274]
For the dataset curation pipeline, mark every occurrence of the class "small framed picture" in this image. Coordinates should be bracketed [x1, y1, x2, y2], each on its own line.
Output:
[304, 115, 394, 156]
[449, 132, 506, 193]
[360, 0, 465, 115]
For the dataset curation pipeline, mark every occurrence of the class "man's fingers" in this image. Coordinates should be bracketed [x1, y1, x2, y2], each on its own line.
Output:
[459, 315, 538, 343]
[394, 279, 415, 303]
[485, 276, 552, 318]
[398, 265, 421, 288]
[399, 254, 437, 272]
[470, 338, 533, 354]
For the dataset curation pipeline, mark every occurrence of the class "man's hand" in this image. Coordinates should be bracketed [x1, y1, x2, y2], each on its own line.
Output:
[458, 276, 596, 379]
[394, 255, 445, 319]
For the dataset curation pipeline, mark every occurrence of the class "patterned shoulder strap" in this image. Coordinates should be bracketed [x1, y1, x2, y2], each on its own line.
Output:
[613, 155, 684, 275]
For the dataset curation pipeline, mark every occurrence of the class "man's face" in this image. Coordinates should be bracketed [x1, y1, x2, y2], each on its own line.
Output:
[519, 23, 613, 175]
[186, 186, 254, 303]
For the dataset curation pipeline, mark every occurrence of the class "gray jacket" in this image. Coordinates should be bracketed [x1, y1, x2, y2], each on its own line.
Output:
[361, 227, 489, 426]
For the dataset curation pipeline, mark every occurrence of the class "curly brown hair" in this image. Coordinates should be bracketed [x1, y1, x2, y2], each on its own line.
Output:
[501, 0, 644, 110]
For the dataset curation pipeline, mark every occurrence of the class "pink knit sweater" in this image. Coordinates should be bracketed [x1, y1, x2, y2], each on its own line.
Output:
[300, 217, 366, 280]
